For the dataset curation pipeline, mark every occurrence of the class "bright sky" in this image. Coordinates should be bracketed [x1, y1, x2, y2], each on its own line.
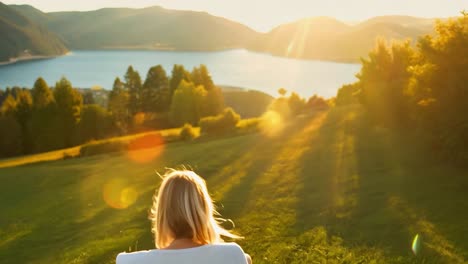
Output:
[4, 0, 467, 32]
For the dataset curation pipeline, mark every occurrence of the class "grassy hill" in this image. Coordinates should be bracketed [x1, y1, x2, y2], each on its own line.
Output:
[11, 5, 257, 51]
[0, 105, 466, 263]
[0, 3, 67, 62]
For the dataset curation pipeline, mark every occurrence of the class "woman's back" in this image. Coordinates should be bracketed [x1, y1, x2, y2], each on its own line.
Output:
[116, 170, 251, 264]
[116, 243, 247, 264]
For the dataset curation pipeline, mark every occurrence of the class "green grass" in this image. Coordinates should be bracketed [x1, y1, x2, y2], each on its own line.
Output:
[0, 105, 466, 263]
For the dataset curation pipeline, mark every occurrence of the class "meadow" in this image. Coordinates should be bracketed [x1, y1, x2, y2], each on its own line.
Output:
[0, 105, 466, 263]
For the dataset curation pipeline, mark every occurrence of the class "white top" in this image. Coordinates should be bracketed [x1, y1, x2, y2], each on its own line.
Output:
[116, 242, 248, 264]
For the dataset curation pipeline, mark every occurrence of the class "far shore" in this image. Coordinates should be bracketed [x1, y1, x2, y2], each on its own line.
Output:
[0, 52, 70, 66]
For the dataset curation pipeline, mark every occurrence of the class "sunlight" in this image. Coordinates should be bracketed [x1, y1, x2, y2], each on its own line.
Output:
[234, 112, 327, 236]
[323, 110, 360, 219]
[285, 19, 310, 58]
[210, 152, 254, 201]
[126, 133, 164, 164]
[259, 110, 284, 137]
[102, 178, 139, 209]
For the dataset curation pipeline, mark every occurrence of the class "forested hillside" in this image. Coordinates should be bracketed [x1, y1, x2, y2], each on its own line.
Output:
[11, 5, 257, 51]
[0, 3, 67, 62]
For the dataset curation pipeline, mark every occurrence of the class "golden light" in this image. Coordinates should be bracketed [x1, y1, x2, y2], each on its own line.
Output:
[126, 133, 164, 164]
[285, 19, 310, 58]
[102, 178, 139, 209]
[259, 110, 284, 137]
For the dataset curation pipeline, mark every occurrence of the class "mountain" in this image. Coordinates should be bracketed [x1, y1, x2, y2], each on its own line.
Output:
[249, 17, 352, 61]
[249, 16, 437, 62]
[9, 4, 439, 62]
[0, 3, 67, 62]
[12, 5, 257, 51]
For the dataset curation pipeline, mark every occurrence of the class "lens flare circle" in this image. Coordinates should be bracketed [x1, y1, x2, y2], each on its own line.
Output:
[126, 133, 164, 164]
[102, 178, 139, 209]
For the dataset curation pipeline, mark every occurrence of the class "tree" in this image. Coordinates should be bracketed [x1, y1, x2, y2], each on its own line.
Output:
[29, 77, 60, 152]
[79, 104, 114, 142]
[0, 115, 22, 157]
[83, 90, 95, 105]
[169, 64, 191, 99]
[408, 14, 468, 162]
[125, 65, 143, 115]
[190, 65, 223, 117]
[278, 88, 287, 97]
[108, 77, 130, 134]
[357, 39, 415, 127]
[1, 94, 17, 116]
[142, 65, 170, 112]
[288, 92, 306, 116]
[203, 87, 225, 117]
[335, 84, 360, 106]
[191, 64, 215, 91]
[306, 95, 329, 110]
[14, 89, 34, 153]
[54, 77, 83, 147]
[0, 89, 4, 105]
[31, 78, 54, 108]
[170, 80, 206, 126]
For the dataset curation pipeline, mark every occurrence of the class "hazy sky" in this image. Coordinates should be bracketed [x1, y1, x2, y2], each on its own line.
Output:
[4, 0, 467, 31]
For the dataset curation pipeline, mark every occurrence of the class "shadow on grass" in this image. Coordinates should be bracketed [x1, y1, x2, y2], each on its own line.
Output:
[294, 104, 467, 263]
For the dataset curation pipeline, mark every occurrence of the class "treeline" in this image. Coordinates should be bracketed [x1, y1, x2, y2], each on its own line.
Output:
[336, 13, 468, 164]
[0, 64, 225, 158]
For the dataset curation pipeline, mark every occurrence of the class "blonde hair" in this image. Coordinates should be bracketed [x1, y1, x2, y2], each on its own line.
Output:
[150, 169, 240, 248]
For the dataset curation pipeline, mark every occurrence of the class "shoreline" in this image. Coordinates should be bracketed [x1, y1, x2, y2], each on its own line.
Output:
[50, 48, 361, 65]
[0, 52, 71, 66]
[0, 49, 359, 65]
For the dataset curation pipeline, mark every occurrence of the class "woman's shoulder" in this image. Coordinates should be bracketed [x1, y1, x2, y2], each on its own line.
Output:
[116, 243, 246, 264]
[116, 249, 159, 264]
[209, 242, 246, 255]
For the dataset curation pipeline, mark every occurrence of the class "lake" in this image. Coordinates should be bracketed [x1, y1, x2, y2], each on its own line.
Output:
[0, 49, 360, 98]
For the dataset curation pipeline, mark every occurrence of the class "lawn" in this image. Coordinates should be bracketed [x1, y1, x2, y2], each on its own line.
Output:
[0, 105, 466, 263]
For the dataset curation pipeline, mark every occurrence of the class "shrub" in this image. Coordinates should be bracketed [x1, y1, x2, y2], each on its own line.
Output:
[179, 123, 197, 141]
[79, 140, 127, 157]
[200, 108, 240, 136]
[79, 133, 166, 157]
[237, 118, 261, 134]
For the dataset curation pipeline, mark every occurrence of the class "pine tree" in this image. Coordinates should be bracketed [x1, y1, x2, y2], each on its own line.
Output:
[108, 77, 129, 134]
[124, 66, 143, 115]
[14, 90, 33, 153]
[32, 77, 54, 108]
[142, 65, 169, 112]
[54, 77, 83, 147]
[169, 64, 191, 99]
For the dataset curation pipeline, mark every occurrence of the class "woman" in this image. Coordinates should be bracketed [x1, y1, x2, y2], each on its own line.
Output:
[117, 169, 252, 264]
